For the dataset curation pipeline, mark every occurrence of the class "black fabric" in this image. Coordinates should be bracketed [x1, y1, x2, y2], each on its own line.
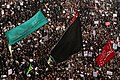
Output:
[50, 17, 83, 63]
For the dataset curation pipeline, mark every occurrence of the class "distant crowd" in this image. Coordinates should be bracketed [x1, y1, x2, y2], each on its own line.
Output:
[0, 0, 120, 80]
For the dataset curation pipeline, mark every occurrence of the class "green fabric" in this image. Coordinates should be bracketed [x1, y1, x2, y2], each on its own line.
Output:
[8, 44, 12, 57]
[47, 55, 55, 66]
[26, 64, 33, 75]
[5, 10, 48, 45]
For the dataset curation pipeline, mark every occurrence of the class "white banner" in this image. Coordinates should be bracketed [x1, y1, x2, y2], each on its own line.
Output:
[8, 69, 12, 75]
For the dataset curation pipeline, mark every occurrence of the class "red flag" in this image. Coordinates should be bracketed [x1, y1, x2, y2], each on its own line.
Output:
[96, 39, 115, 67]
[71, 13, 78, 23]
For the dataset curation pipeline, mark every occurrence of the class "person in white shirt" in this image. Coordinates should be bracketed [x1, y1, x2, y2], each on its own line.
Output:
[113, 41, 118, 52]
[118, 41, 120, 52]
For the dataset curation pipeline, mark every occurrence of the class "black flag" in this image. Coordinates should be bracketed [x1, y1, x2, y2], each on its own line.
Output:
[48, 17, 82, 65]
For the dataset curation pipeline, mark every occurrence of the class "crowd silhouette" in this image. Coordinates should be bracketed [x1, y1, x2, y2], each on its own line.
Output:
[0, 0, 120, 80]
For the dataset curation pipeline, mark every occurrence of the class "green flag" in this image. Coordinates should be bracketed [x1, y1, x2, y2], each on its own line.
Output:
[26, 64, 33, 75]
[5, 10, 48, 45]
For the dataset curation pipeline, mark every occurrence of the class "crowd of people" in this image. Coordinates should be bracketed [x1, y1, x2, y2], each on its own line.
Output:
[0, 0, 120, 80]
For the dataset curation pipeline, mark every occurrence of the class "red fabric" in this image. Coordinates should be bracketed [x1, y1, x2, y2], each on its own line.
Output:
[71, 13, 78, 23]
[96, 39, 115, 67]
